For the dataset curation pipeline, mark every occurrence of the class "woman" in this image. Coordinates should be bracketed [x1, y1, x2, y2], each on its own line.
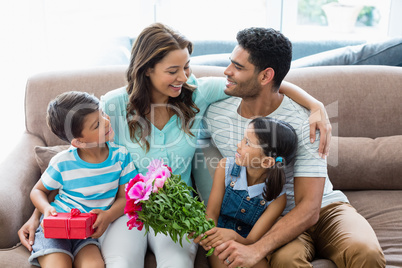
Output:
[19, 23, 331, 267]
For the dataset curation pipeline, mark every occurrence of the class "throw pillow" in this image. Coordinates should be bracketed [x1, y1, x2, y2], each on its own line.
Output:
[291, 37, 402, 68]
[327, 135, 402, 191]
[34, 145, 70, 173]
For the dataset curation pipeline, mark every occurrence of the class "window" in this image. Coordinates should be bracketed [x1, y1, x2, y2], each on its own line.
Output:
[281, 0, 393, 41]
[152, 0, 270, 41]
[0, 0, 400, 162]
[150, 0, 394, 41]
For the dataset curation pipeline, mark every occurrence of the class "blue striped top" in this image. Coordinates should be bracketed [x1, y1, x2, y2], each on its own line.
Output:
[41, 141, 138, 213]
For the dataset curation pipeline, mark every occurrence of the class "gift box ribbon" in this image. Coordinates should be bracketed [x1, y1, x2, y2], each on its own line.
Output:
[65, 208, 81, 239]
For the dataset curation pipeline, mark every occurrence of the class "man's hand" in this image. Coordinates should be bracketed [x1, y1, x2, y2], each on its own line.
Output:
[309, 103, 332, 158]
[214, 240, 262, 268]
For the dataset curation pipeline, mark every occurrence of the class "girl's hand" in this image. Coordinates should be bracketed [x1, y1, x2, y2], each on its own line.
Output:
[188, 231, 199, 241]
[90, 209, 112, 238]
[199, 227, 237, 250]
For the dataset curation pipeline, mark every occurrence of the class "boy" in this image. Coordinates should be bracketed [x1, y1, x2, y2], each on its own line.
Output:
[28, 91, 138, 267]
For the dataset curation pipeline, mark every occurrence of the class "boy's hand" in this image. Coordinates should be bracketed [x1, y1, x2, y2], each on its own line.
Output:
[41, 206, 57, 228]
[43, 206, 57, 218]
[90, 209, 112, 238]
[18, 212, 41, 251]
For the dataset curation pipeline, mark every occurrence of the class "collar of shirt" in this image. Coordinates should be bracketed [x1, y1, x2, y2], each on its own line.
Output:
[232, 165, 265, 199]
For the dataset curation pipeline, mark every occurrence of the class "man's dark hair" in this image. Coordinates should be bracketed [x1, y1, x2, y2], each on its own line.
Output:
[236, 27, 292, 90]
[46, 91, 99, 142]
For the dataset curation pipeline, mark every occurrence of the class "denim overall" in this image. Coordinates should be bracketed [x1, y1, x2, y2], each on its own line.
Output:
[217, 158, 270, 238]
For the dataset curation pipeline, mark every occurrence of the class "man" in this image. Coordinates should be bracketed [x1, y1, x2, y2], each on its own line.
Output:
[202, 27, 385, 268]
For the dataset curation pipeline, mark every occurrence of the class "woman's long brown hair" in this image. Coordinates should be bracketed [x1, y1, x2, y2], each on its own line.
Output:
[126, 23, 200, 152]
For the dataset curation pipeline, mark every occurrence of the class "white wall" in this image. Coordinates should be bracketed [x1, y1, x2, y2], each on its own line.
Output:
[0, 1, 30, 162]
[389, 0, 402, 36]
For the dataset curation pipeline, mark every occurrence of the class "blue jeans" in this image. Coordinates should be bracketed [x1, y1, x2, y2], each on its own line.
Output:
[28, 224, 100, 267]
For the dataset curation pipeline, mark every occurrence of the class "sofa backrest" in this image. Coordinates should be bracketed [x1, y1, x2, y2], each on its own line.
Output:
[24, 65, 227, 147]
[285, 65, 402, 138]
[25, 66, 128, 146]
[25, 65, 402, 190]
[286, 65, 402, 190]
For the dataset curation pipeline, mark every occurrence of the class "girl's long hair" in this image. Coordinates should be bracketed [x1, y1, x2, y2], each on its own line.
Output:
[126, 23, 200, 151]
[250, 117, 298, 201]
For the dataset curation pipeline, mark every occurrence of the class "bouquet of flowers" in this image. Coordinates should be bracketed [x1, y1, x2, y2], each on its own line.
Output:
[124, 159, 215, 254]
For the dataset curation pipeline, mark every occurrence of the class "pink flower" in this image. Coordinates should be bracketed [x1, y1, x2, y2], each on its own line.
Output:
[146, 159, 164, 175]
[152, 176, 166, 192]
[146, 159, 171, 176]
[126, 212, 144, 231]
[164, 165, 172, 173]
[125, 173, 147, 200]
[127, 181, 152, 204]
[124, 199, 142, 215]
[149, 167, 170, 193]
[145, 159, 171, 193]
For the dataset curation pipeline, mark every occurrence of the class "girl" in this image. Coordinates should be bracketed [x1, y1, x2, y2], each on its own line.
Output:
[197, 117, 297, 268]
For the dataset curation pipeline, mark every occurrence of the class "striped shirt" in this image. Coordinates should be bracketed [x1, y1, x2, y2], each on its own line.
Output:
[202, 95, 348, 214]
[41, 141, 138, 213]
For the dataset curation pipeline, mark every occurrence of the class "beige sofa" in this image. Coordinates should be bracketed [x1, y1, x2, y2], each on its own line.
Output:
[0, 65, 401, 267]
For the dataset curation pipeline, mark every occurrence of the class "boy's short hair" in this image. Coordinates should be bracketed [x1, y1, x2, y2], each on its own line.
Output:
[47, 91, 99, 142]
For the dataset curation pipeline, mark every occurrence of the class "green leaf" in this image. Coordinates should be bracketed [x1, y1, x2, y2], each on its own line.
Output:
[206, 247, 215, 257]
[172, 222, 182, 230]
[130, 169, 218, 249]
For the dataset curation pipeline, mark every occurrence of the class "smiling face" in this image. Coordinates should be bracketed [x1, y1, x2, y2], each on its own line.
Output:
[235, 124, 265, 168]
[146, 48, 191, 104]
[224, 45, 262, 100]
[77, 110, 114, 147]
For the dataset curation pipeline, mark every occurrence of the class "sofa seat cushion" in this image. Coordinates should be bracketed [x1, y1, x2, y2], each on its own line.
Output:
[344, 190, 402, 267]
[328, 136, 402, 190]
[0, 244, 33, 268]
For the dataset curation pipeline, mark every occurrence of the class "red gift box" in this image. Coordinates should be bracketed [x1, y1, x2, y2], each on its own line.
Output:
[43, 210, 97, 239]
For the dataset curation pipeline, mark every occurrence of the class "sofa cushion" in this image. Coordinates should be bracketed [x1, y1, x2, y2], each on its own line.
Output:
[192, 135, 402, 199]
[328, 136, 402, 190]
[290, 39, 365, 60]
[34, 145, 70, 173]
[344, 190, 402, 266]
[291, 37, 402, 68]
[0, 244, 33, 268]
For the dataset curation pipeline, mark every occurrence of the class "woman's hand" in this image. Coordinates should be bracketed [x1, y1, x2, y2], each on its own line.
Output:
[309, 102, 332, 158]
[17, 210, 41, 251]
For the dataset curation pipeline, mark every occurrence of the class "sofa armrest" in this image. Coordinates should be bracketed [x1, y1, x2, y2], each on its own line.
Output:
[0, 132, 45, 248]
